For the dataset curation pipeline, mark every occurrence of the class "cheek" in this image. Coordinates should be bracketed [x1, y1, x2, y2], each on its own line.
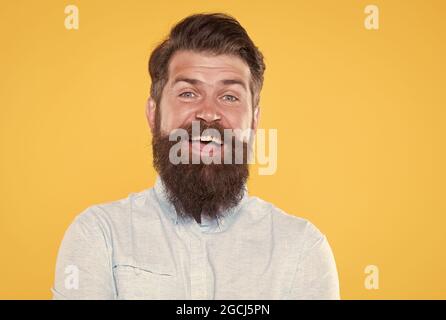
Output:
[224, 107, 253, 130]
[160, 102, 199, 133]
[159, 103, 177, 133]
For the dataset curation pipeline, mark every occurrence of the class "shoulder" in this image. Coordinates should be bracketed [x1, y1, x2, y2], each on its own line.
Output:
[68, 187, 157, 239]
[243, 195, 326, 244]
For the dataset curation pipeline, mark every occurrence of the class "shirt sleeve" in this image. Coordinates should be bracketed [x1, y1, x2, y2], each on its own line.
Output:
[288, 222, 341, 300]
[51, 208, 116, 299]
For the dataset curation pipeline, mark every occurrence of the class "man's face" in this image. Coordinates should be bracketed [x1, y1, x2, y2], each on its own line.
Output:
[147, 50, 260, 223]
[154, 50, 256, 136]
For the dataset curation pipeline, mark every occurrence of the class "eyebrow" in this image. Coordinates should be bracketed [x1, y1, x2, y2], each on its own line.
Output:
[172, 77, 247, 91]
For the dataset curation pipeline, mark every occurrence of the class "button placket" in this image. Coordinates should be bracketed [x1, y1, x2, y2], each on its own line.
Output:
[189, 230, 208, 299]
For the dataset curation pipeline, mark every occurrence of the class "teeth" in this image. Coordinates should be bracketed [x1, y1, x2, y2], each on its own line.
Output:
[191, 135, 222, 144]
[201, 135, 213, 142]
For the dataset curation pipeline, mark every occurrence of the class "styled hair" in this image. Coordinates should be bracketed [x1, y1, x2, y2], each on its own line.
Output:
[148, 13, 265, 108]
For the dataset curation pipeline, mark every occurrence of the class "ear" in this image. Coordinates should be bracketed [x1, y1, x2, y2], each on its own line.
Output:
[252, 106, 261, 133]
[145, 97, 156, 132]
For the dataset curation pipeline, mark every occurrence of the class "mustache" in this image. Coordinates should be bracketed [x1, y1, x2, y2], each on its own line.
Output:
[161, 120, 252, 150]
[162, 120, 227, 140]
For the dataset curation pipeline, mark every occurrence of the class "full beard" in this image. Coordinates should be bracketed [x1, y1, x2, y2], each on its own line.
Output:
[152, 121, 250, 224]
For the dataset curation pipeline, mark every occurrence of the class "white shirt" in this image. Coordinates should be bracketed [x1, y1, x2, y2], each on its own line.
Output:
[52, 177, 340, 299]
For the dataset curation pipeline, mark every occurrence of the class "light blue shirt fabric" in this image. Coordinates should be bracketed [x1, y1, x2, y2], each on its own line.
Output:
[52, 177, 340, 299]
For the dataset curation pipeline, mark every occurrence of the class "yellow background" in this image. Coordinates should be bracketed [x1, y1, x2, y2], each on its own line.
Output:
[1, 0, 445, 299]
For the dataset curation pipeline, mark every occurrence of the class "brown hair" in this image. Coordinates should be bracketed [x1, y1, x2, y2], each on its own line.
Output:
[148, 13, 265, 109]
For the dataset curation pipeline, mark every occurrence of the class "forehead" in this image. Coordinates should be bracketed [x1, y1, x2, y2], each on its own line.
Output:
[167, 50, 251, 84]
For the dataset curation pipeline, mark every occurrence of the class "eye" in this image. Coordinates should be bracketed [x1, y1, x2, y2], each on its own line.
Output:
[179, 91, 197, 98]
[221, 95, 239, 102]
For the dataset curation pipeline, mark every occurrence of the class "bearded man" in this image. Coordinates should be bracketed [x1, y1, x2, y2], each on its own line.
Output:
[52, 13, 340, 300]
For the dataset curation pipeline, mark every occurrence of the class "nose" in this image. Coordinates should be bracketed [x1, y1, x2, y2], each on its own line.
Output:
[195, 99, 221, 123]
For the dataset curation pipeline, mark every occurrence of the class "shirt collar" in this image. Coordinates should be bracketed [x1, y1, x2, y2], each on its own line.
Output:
[153, 175, 248, 233]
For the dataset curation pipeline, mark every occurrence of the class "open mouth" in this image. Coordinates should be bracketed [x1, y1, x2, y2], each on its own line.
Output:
[188, 134, 224, 157]
[189, 134, 223, 146]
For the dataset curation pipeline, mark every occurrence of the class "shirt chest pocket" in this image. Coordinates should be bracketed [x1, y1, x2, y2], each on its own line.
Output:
[113, 262, 182, 300]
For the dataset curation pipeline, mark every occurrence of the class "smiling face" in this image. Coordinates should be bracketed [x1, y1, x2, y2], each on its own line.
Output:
[147, 50, 259, 141]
